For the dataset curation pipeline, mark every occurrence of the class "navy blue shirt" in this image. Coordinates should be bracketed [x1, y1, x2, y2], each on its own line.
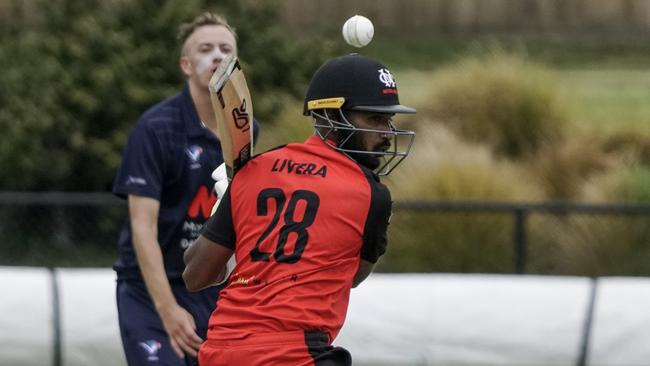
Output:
[113, 85, 259, 280]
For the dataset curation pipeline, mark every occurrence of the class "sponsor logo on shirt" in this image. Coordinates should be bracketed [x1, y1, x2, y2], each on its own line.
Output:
[187, 186, 217, 219]
[180, 221, 204, 249]
[232, 274, 262, 286]
[181, 186, 216, 249]
[126, 175, 147, 186]
[138, 340, 162, 361]
[185, 145, 203, 169]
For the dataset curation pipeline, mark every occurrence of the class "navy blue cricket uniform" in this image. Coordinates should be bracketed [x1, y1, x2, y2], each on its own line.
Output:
[113, 85, 258, 366]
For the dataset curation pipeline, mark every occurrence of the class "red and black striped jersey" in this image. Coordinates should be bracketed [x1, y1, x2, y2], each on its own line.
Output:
[202, 135, 391, 341]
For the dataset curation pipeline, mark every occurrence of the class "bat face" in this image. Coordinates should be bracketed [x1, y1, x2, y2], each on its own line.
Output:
[208, 54, 254, 180]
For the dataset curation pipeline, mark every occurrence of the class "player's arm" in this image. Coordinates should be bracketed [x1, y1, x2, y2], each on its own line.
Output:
[184, 185, 236, 291]
[353, 260, 375, 288]
[128, 195, 203, 358]
[183, 236, 233, 291]
[355, 174, 392, 288]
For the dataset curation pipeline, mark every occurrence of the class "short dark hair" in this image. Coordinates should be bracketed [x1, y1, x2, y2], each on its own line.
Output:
[177, 12, 237, 48]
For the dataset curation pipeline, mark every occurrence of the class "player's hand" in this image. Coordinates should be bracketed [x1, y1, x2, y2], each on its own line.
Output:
[209, 162, 237, 283]
[158, 303, 203, 358]
[213, 255, 237, 286]
[211, 163, 229, 215]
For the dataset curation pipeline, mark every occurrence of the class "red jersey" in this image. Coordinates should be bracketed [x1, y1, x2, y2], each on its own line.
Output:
[202, 135, 391, 342]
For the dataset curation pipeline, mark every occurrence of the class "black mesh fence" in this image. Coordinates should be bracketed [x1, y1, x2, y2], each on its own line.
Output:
[380, 201, 650, 276]
[0, 192, 126, 267]
[1, 192, 649, 275]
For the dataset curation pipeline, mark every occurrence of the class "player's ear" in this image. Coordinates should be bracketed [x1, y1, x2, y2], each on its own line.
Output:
[179, 56, 193, 77]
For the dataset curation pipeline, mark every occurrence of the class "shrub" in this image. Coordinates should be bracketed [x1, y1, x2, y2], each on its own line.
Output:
[582, 164, 650, 202]
[379, 210, 515, 273]
[385, 123, 543, 201]
[424, 51, 567, 159]
[528, 214, 650, 276]
[527, 138, 612, 200]
[527, 164, 650, 276]
[255, 101, 313, 153]
[601, 131, 650, 167]
[380, 123, 543, 273]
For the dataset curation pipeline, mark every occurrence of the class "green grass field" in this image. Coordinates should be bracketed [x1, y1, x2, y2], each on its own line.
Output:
[369, 33, 650, 139]
[558, 69, 650, 135]
[394, 68, 650, 137]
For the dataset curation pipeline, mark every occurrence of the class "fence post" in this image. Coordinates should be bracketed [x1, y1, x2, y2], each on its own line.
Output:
[49, 267, 61, 366]
[514, 208, 528, 274]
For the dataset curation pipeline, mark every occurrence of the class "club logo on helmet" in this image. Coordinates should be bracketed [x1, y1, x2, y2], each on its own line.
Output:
[378, 68, 396, 88]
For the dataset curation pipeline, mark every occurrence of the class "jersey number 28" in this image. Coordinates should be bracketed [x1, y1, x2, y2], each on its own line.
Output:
[250, 188, 320, 264]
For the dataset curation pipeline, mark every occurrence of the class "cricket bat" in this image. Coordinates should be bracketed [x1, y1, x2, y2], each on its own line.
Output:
[208, 54, 254, 180]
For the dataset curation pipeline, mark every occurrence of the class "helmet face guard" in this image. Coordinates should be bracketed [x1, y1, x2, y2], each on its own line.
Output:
[310, 109, 415, 176]
[303, 54, 418, 176]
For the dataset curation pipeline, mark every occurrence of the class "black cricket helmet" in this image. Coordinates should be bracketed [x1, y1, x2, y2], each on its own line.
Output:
[303, 53, 416, 115]
[303, 54, 416, 176]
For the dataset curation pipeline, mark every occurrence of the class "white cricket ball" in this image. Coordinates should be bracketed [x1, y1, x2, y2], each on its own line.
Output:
[342, 15, 374, 48]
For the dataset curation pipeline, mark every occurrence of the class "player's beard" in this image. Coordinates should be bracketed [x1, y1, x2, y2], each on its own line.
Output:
[341, 132, 388, 170]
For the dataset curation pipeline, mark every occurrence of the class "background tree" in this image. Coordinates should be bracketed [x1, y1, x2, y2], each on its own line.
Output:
[0, 0, 339, 191]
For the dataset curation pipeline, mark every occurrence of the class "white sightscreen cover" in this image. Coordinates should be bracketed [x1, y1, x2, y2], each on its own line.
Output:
[6, 268, 650, 366]
[0, 266, 53, 366]
[336, 273, 592, 366]
[588, 277, 650, 366]
[57, 268, 126, 366]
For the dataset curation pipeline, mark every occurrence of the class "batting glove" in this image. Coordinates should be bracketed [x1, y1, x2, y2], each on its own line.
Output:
[210, 163, 229, 216]
[209, 162, 236, 284]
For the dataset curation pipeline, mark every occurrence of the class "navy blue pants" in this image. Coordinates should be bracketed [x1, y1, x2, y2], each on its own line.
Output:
[116, 279, 222, 366]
